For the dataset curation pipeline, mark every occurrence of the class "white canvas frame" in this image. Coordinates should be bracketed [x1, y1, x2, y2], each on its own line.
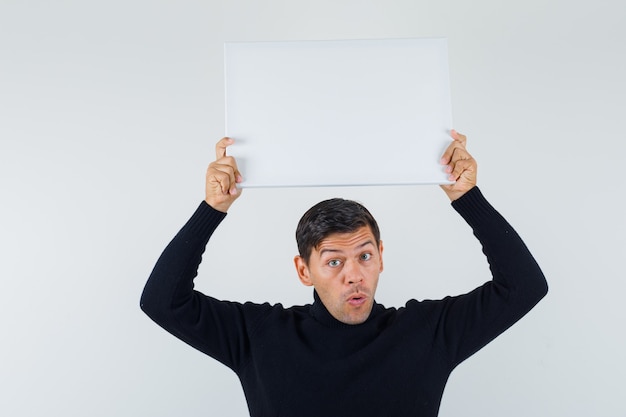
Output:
[224, 38, 454, 187]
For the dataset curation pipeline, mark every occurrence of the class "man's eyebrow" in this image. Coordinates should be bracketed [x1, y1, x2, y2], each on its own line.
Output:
[318, 240, 376, 256]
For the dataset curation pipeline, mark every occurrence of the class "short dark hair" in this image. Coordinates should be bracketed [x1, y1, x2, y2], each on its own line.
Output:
[296, 198, 381, 264]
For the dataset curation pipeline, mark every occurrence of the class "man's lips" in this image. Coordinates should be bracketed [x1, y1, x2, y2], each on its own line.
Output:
[347, 293, 368, 306]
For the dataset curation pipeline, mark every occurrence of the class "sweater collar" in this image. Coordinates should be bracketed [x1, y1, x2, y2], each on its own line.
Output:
[310, 290, 379, 329]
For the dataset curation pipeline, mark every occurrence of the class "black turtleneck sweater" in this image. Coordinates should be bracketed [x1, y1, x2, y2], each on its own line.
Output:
[140, 187, 548, 417]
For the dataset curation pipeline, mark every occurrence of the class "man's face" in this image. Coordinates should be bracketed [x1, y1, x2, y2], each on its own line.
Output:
[294, 226, 384, 325]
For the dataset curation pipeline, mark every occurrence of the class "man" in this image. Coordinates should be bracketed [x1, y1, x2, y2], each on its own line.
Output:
[141, 131, 548, 416]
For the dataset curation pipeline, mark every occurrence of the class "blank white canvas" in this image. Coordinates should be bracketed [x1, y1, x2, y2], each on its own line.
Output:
[224, 38, 453, 187]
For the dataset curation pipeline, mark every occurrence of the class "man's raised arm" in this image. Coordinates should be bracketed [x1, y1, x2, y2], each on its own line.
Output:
[428, 130, 548, 365]
[140, 138, 253, 367]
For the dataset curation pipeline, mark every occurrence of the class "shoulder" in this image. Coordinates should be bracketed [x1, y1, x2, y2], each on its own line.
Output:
[238, 300, 313, 324]
[400, 298, 451, 328]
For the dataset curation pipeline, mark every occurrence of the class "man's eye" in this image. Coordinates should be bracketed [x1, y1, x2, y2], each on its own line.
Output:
[360, 253, 372, 261]
[328, 260, 341, 267]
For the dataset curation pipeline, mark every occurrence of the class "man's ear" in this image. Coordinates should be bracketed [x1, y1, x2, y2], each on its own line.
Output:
[294, 255, 313, 287]
[379, 240, 384, 273]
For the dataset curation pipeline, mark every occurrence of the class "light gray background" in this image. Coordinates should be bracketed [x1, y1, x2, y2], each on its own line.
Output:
[1, 1, 624, 416]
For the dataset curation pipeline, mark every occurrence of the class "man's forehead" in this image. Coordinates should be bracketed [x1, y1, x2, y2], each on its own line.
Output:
[316, 226, 377, 252]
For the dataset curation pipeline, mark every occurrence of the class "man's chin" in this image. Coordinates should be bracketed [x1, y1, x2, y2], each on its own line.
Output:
[341, 305, 372, 325]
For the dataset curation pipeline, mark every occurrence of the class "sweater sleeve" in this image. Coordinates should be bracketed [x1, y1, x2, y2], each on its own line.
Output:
[424, 187, 548, 367]
[140, 202, 267, 371]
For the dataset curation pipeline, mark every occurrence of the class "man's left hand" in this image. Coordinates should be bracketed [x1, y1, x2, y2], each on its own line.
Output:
[439, 130, 477, 201]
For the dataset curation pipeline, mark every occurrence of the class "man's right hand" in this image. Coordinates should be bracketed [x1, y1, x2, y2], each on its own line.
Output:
[205, 137, 243, 213]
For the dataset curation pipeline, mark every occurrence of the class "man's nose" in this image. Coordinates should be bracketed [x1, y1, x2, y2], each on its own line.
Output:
[344, 260, 364, 285]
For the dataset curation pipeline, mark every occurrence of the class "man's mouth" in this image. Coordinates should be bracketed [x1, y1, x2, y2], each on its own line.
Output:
[347, 294, 367, 306]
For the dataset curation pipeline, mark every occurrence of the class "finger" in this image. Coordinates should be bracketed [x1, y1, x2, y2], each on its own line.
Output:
[448, 146, 472, 164]
[440, 130, 467, 165]
[228, 156, 244, 184]
[219, 155, 243, 185]
[444, 146, 472, 176]
[440, 140, 466, 165]
[440, 134, 465, 165]
[215, 137, 234, 160]
[450, 129, 467, 146]
[448, 157, 476, 182]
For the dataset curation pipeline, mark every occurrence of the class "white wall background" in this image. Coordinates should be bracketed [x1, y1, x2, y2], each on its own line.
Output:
[1, 0, 624, 416]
